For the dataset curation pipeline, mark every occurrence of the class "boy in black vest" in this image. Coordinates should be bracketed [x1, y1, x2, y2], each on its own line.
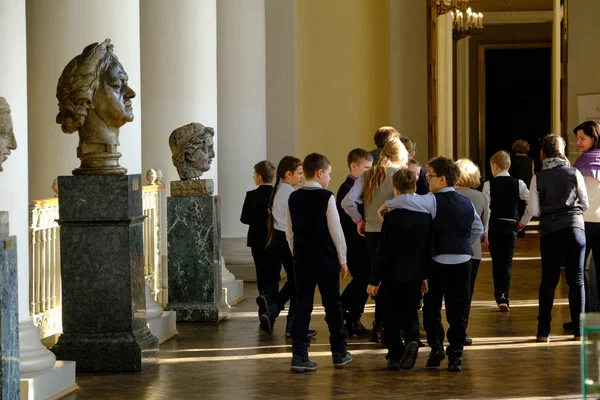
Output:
[367, 169, 431, 371]
[337, 148, 373, 336]
[380, 157, 483, 372]
[286, 153, 352, 373]
[482, 151, 529, 311]
[240, 160, 279, 319]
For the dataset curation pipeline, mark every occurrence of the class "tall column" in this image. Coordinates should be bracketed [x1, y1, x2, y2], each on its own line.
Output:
[456, 37, 470, 159]
[140, 0, 218, 270]
[26, 0, 143, 200]
[551, 0, 561, 134]
[436, 13, 454, 158]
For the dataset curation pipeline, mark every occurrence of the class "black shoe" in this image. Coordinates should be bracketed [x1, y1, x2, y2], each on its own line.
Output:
[400, 341, 419, 370]
[417, 339, 425, 348]
[290, 356, 317, 373]
[387, 358, 401, 371]
[369, 322, 384, 344]
[332, 351, 353, 369]
[497, 294, 510, 312]
[285, 329, 317, 339]
[463, 336, 473, 346]
[259, 314, 273, 335]
[426, 347, 445, 368]
[446, 346, 463, 372]
[256, 295, 268, 317]
[563, 321, 574, 332]
[345, 318, 370, 337]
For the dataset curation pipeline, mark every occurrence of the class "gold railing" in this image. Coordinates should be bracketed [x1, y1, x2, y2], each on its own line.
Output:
[29, 172, 165, 339]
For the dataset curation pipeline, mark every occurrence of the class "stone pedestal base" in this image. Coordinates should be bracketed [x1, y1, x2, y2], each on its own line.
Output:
[223, 280, 244, 305]
[20, 361, 77, 400]
[52, 175, 158, 372]
[0, 234, 20, 398]
[167, 192, 228, 322]
[147, 311, 178, 344]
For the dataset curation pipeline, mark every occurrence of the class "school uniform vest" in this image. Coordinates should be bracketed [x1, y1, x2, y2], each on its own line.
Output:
[536, 165, 585, 235]
[432, 191, 474, 256]
[489, 176, 520, 221]
[288, 187, 337, 264]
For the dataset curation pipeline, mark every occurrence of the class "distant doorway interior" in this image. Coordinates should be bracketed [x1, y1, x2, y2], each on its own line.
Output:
[479, 43, 551, 179]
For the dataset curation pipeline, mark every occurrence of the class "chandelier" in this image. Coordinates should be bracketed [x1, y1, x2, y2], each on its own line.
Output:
[451, 7, 483, 40]
[436, 0, 469, 16]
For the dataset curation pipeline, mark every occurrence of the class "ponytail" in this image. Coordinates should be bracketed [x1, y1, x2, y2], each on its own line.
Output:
[363, 139, 408, 203]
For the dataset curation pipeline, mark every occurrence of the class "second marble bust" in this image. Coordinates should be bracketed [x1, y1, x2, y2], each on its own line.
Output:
[169, 122, 215, 181]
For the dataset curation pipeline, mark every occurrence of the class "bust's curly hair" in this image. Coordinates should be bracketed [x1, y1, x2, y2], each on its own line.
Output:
[56, 39, 118, 134]
[169, 123, 215, 179]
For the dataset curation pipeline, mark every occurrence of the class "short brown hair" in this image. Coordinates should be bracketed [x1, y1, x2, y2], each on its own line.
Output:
[347, 148, 373, 168]
[490, 150, 511, 170]
[373, 126, 400, 148]
[303, 153, 330, 178]
[455, 158, 481, 189]
[541, 134, 566, 159]
[407, 158, 420, 167]
[512, 140, 530, 154]
[427, 156, 460, 187]
[400, 137, 416, 154]
[392, 168, 417, 193]
[254, 160, 276, 183]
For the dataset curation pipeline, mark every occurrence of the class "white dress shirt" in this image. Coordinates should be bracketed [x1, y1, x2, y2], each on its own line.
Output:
[285, 181, 347, 265]
[272, 182, 295, 232]
[482, 171, 530, 234]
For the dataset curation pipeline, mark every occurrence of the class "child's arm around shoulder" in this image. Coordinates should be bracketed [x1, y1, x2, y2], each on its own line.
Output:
[326, 192, 348, 279]
[382, 193, 437, 217]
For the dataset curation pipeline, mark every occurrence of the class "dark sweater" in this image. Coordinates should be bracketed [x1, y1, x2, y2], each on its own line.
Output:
[432, 191, 474, 256]
[240, 185, 273, 248]
[489, 176, 520, 221]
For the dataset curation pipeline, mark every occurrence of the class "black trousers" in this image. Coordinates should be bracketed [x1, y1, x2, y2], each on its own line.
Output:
[538, 227, 586, 337]
[488, 220, 517, 303]
[340, 238, 371, 322]
[466, 258, 481, 327]
[384, 280, 422, 359]
[586, 222, 600, 306]
[272, 230, 296, 323]
[365, 232, 384, 325]
[251, 244, 280, 306]
[423, 260, 471, 351]
[292, 258, 347, 358]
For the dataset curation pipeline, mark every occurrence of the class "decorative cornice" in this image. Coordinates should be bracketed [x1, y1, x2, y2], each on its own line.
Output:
[484, 10, 557, 25]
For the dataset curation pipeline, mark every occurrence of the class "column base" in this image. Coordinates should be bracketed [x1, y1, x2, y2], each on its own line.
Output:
[223, 280, 244, 305]
[20, 361, 77, 400]
[168, 302, 228, 323]
[147, 311, 178, 344]
[50, 329, 158, 372]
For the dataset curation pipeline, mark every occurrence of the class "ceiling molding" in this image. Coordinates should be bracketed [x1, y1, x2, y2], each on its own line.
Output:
[484, 10, 555, 25]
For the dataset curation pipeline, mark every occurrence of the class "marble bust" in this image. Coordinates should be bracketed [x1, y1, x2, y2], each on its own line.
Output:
[0, 97, 17, 173]
[56, 39, 136, 175]
[169, 123, 215, 181]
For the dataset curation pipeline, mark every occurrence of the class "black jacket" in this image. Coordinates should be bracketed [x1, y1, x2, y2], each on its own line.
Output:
[240, 185, 273, 248]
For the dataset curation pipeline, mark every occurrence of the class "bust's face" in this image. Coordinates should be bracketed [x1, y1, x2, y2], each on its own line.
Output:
[185, 134, 215, 176]
[92, 60, 136, 129]
[0, 113, 17, 172]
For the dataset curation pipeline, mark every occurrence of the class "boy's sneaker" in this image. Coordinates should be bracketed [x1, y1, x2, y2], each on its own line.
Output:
[290, 356, 317, 373]
[387, 358, 401, 371]
[463, 336, 473, 346]
[446, 347, 463, 372]
[400, 341, 419, 370]
[259, 314, 273, 335]
[497, 294, 510, 311]
[256, 295, 268, 317]
[332, 351, 353, 369]
[425, 347, 445, 368]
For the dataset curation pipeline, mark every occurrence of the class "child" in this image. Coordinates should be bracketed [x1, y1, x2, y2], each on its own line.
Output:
[260, 156, 316, 339]
[401, 137, 429, 194]
[336, 149, 373, 336]
[367, 168, 431, 371]
[240, 160, 278, 319]
[370, 126, 400, 164]
[341, 138, 409, 344]
[286, 153, 351, 372]
[482, 150, 529, 311]
[455, 158, 488, 345]
[519, 134, 587, 341]
[380, 156, 483, 372]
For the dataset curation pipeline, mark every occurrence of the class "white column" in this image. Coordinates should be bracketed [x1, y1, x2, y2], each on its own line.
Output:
[456, 37, 470, 159]
[26, 0, 142, 201]
[390, 0, 428, 164]
[217, 0, 266, 240]
[436, 13, 454, 158]
[551, 0, 561, 134]
[140, 0, 218, 261]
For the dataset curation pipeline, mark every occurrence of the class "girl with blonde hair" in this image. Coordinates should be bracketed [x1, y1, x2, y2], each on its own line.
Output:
[341, 138, 409, 343]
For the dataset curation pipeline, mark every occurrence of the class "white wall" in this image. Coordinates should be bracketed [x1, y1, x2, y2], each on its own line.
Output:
[389, 0, 429, 163]
[26, 0, 142, 200]
[0, 0, 30, 320]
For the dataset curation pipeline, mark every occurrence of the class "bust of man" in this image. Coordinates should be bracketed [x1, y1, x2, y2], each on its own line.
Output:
[169, 123, 215, 181]
[0, 97, 17, 172]
[56, 39, 136, 175]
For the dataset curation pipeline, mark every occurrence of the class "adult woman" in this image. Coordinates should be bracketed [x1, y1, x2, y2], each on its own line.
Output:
[519, 134, 588, 341]
[455, 158, 488, 346]
[342, 138, 409, 343]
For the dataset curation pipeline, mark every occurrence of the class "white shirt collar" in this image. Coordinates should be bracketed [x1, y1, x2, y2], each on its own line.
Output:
[496, 171, 510, 177]
[303, 181, 323, 188]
